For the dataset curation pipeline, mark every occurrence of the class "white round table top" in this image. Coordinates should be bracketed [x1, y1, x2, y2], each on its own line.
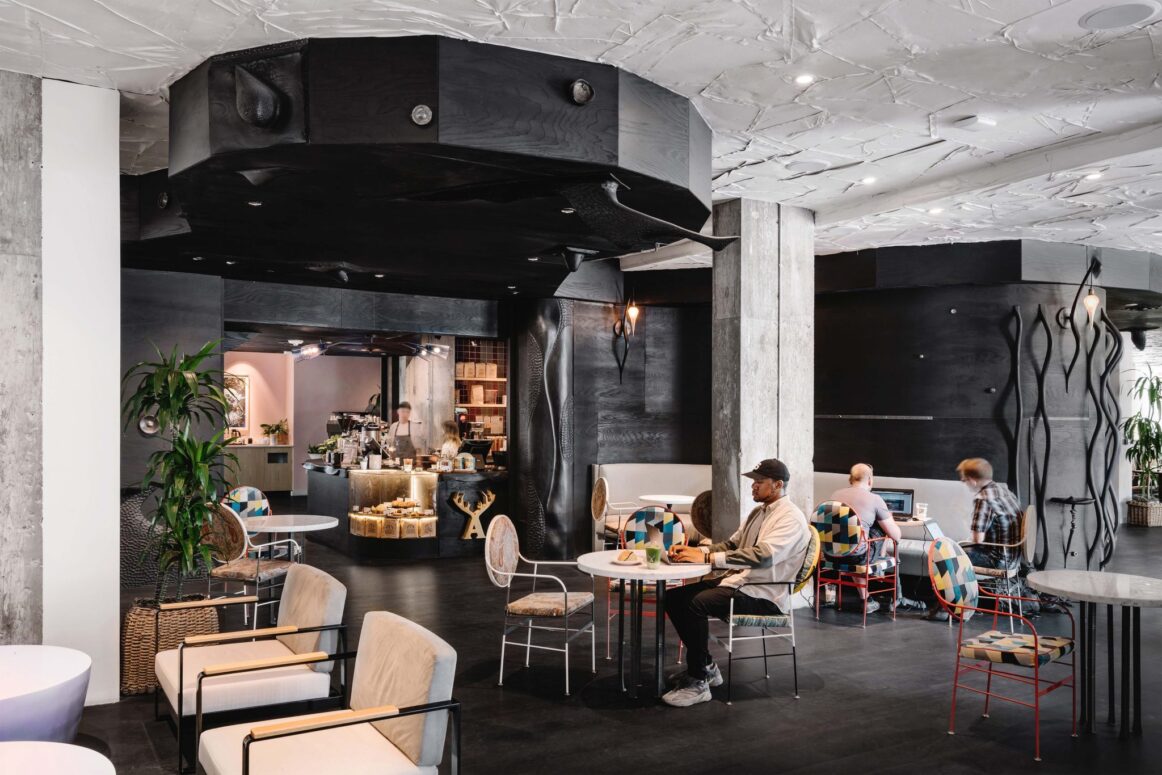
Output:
[577, 550, 710, 582]
[0, 646, 91, 703]
[0, 742, 114, 774]
[639, 494, 696, 507]
[1027, 570, 1162, 607]
[244, 514, 339, 532]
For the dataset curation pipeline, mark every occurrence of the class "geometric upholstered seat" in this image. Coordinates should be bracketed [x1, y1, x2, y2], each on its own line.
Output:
[958, 630, 1074, 668]
[506, 591, 596, 618]
[210, 558, 294, 583]
[728, 613, 791, 628]
[819, 556, 897, 575]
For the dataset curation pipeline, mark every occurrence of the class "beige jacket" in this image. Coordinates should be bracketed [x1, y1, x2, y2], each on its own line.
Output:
[705, 497, 811, 611]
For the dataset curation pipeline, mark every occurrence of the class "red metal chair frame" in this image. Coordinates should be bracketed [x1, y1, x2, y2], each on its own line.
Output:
[929, 546, 1076, 762]
[815, 531, 898, 628]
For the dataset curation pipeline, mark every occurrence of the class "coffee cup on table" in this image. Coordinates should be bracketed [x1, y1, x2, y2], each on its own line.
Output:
[645, 544, 662, 569]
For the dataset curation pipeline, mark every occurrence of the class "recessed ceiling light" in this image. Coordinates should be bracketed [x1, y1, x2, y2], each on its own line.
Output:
[560, 207, 576, 214]
[374, 273, 385, 279]
[288, 339, 304, 347]
[511, 290, 520, 295]
[1079, 2, 1159, 30]
[786, 159, 830, 174]
[860, 176, 877, 185]
[527, 256, 539, 262]
[225, 259, 237, 265]
[191, 256, 204, 261]
[927, 207, 945, 214]
[794, 73, 815, 86]
[507, 285, 517, 289]
[1084, 172, 1104, 180]
[953, 114, 998, 132]
[247, 200, 263, 207]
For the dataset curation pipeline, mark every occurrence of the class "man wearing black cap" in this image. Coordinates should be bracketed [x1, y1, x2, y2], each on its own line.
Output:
[661, 458, 811, 707]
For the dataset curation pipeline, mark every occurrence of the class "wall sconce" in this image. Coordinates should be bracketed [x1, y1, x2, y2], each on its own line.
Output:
[612, 295, 640, 383]
[1056, 255, 1103, 389]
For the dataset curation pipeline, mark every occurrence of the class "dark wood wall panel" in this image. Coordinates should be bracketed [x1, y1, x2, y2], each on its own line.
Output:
[121, 269, 223, 487]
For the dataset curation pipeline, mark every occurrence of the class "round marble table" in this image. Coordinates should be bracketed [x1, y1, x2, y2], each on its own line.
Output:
[1028, 570, 1162, 737]
[578, 549, 709, 698]
[244, 514, 338, 561]
[0, 646, 91, 742]
[0, 742, 114, 774]
[639, 494, 696, 511]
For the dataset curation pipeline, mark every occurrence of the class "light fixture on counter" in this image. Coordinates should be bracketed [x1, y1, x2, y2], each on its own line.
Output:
[612, 293, 641, 383]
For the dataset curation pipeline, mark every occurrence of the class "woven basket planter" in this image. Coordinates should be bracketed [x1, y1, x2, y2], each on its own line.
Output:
[120, 596, 220, 695]
[1127, 500, 1162, 528]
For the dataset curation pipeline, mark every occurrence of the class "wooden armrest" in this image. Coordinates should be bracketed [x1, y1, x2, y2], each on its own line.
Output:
[159, 595, 259, 611]
[250, 705, 400, 740]
[959, 539, 1021, 549]
[203, 650, 328, 677]
[185, 625, 297, 645]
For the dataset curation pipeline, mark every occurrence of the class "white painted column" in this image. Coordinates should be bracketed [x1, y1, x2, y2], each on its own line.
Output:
[41, 79, 121, 705]
[711, 200, 815, 537]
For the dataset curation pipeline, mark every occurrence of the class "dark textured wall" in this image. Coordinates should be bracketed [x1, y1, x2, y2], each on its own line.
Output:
[816, 282, 1120, 570]
[0, 71, 42, 645]
[120, 269, 224, 487]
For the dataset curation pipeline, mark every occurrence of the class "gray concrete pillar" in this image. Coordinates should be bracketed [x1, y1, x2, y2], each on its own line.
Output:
[711, 200, 814, 538]
[0, 70, 43, 644]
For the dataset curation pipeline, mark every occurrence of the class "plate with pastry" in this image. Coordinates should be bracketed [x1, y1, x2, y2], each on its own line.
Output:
[611, 549, 642, 566]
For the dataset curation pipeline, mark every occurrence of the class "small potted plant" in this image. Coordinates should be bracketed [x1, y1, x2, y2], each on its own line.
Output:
[1123, 369, 1162, 527]
[260, 418, 289, 445]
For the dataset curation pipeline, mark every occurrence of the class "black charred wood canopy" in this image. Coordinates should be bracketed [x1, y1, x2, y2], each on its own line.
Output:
[122, 36, 725, 299]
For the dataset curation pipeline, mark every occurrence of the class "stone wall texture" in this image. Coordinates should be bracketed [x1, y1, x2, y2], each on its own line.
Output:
[0, 70, 42, 644]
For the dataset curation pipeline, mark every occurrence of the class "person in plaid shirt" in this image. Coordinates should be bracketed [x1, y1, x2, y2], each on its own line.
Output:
[957, 458, 1021, 569]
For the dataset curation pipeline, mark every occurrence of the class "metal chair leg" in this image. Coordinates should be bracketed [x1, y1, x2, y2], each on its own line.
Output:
[761, 629, 769, 679]
[792, 643, 799, 699]
[564, 612, 570, 697]
[726, 639, 733, 705]
[524, 617, 533, 667]
[983, 662, 994, 717]
[497, 614, 508, 687]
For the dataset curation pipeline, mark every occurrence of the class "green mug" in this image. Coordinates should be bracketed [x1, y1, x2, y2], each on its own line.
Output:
[644, 544, 662, 568]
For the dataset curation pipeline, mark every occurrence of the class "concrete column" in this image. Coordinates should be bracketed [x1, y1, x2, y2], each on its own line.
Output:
[0, 70, 43, 646]
[711, 200, 814, 538]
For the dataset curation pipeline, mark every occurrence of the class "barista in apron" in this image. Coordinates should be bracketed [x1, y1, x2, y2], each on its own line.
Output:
[387, 401, 422, 461]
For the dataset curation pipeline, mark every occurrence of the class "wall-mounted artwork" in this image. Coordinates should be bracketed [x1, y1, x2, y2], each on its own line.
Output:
[225, 373, 249, 430]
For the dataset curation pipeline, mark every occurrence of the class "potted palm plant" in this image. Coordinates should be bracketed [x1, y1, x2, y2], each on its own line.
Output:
[1123, 369, 1162, 527]
[119, 340, 237, 693]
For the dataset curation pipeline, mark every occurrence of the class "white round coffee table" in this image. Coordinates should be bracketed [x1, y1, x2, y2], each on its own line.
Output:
[0, 646, 91, 742]
[0, 742, 114, 773]
[1028, 570, 1162, 738]
[244, 514, 338, 561]
[639, 494, 695, 511]
[578, 549, 709, 699]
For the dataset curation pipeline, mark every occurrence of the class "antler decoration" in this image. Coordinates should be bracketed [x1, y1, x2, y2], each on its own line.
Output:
[451, 489, 496, 539]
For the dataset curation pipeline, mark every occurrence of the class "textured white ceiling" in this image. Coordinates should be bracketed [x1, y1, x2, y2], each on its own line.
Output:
[4, 0, 1162, 256]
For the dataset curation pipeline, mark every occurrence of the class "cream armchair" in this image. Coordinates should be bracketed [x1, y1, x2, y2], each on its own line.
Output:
[153, 564, 348, 773]
[198, 611, 460, 775]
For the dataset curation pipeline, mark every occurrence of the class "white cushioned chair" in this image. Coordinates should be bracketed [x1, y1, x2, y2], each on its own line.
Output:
[155, 564, 348, 773]
[198, 611, 460, 775]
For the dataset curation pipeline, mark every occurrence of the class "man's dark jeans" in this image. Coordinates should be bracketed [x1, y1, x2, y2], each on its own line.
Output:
[664, 579, 783, 679]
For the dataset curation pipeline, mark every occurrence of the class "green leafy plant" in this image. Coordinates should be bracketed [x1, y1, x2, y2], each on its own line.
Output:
[1123, 368, 1162, 502]
[308, 435, 341, 455]
[261, 418, 289, 438]
[122, 340, 235, 601]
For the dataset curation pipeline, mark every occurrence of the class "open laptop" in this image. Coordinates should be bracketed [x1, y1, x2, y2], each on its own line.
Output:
[871, 487, 915, 518]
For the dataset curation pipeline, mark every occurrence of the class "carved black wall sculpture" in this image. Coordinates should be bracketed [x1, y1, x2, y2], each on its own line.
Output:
[511, 299, 576, 559]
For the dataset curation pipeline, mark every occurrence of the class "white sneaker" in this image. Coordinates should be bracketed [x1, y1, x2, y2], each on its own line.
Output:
[662, 678, 711, 707]
[667, 662, 723, 688]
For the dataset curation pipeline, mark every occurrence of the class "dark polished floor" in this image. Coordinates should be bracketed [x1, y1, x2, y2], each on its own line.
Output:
[86, 510, 1161, 774]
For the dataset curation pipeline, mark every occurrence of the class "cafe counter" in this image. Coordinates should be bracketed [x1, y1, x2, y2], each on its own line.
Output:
[304, 463, 508, 559]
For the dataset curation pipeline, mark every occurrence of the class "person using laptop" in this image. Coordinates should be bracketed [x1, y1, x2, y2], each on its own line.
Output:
[661, 458, 811, 707]
[827, 463, 925, 613]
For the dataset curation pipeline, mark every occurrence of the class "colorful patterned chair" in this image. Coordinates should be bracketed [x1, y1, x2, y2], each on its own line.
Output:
[607, 507, 687, 661]
[812, 501, 898, 627]
[485, 515, 596, 696]
[222, 486, 272, 518]
[927, 537, 1075, 762]
[960, 507, 1031, 634]
[709, 526, 820, 704]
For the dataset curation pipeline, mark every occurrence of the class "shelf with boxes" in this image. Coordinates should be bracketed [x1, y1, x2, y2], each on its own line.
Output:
[454, 337, 508, 452]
